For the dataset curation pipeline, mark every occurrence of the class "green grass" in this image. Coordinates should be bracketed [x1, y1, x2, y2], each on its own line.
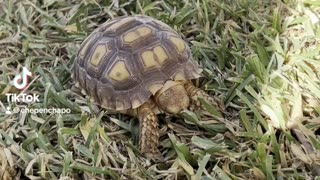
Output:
[1, 0, 320, 179]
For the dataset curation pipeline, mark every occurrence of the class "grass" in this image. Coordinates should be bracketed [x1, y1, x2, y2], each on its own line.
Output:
[0, 0, 320, 179]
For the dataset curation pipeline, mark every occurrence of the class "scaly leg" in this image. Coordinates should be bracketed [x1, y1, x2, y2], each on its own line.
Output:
[137, 101, 162, 160]
[184, 82, 223, 112]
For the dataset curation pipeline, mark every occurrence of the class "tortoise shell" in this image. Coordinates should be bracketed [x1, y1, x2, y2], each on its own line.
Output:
[72, 15, 202, 110]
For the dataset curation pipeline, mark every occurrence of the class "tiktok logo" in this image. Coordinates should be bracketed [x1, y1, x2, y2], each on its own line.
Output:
[11, 67, 32, 89]
[3, 67, 35, 115]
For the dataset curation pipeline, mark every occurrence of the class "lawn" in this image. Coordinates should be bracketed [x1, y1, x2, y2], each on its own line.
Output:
[0, 0, 320, 179]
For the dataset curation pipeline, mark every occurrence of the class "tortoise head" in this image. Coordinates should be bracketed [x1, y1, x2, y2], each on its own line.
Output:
[154, 80, 190, 114]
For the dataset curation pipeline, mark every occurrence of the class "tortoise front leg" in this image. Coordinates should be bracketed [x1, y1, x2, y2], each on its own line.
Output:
[137, 101, 162, 160]
[184, 82, 223, 112]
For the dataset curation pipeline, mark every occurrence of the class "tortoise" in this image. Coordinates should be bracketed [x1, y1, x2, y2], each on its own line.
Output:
[72, 15, 220, 159]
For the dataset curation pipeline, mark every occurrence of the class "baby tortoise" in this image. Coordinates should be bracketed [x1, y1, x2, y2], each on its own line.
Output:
[72, 15, 221, 160]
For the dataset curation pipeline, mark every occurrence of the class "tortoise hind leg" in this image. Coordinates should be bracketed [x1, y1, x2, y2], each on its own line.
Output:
[137, 101, 162, 161]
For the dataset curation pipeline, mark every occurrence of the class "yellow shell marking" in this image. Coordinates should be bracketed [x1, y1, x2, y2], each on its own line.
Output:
[153, 46, 168, 64]
[106, 17, 133, 31]
[79, 38, 91, 57]
[123, 26, 152, 43]
[108, 61, 130, 82]
[90, 44, 107, 66]
[174, 72, 186, 80]
[132, 99, 141, 109]
[116, 100, 125, 110]
[141, 45, 169, 69]
[141, 51, 157, 68]
[169, 36, 186, 53]
[137, 26, 152, 36]
[148, 83, 163, 95]
[123, 31, 138, 43]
